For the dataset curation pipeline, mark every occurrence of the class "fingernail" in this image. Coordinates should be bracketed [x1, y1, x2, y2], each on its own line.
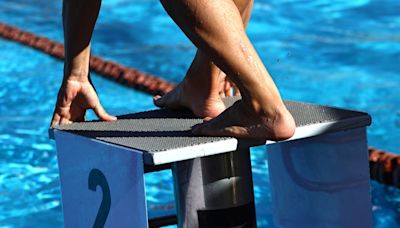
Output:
[110, 116, 117, 121]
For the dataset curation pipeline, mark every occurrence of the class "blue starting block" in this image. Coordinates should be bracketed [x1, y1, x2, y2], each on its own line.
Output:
[50, 97, 373, 228]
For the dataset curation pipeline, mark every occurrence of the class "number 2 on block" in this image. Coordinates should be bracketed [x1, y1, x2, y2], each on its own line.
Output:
[88, 169, 111, 228]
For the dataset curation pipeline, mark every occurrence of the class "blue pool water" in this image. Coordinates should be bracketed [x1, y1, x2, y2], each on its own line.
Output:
[0, 0, 399, 227]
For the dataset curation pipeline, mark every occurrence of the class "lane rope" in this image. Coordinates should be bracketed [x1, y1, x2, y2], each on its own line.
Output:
[369, 147, 400, 188]
[0, 22, 176, 95]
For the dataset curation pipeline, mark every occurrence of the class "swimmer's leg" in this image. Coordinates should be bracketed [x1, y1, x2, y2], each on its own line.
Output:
[161, 0, 295, 140]
[154, 50, 226, 118]
[154, 0, 253, 118]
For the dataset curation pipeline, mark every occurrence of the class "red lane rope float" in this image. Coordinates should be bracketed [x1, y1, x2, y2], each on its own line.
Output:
[369, 147, 400, 187]
[2, 23, 400, 188]
[0, 22, 175, 95]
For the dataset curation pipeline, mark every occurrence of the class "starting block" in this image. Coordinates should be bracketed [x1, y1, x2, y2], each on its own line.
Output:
[50, 97, 373, 227]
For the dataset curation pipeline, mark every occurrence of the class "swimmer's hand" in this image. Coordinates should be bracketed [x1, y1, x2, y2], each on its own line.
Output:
[50, 78, 116, 127]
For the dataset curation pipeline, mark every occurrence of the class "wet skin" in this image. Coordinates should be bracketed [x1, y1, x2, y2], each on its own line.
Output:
[154, 0, 251, 118]
[51, 0, 236, 127]
[51, 0, 117, 127]
[158, 0, 296, 140]
[52, 0, 295, 140]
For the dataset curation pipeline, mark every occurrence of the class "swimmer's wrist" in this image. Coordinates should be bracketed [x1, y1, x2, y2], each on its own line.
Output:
[63, 60, 90, 82]
[63, 68, 90, 82]
[63, 75, 90, 83]
[63, 44, 91, 82]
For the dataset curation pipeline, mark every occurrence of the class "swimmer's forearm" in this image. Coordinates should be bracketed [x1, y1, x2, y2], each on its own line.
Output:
[64, 45, 91, 82]
[62, 0, 101, 82]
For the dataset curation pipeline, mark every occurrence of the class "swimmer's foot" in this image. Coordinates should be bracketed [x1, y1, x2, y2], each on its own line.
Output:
[154, 79, 226, 118]
[192, 100, 296, 140]
[218, 71, 240, 98]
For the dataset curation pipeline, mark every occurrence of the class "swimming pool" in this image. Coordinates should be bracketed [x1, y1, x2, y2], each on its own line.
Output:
[0, 0, 399, 227]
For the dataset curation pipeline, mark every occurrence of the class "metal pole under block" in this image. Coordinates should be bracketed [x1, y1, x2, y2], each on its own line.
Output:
[172, 148, 256, 228]
[267, 127, 373, 228]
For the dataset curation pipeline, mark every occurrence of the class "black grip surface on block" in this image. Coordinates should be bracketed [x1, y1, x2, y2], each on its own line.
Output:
[51, 97, 371, 165]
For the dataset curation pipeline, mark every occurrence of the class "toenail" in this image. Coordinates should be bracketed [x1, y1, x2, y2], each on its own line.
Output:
[203, 117, 212, 122]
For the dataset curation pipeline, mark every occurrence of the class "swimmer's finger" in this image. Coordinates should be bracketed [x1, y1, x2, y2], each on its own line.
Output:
[60, 117, 72, 125]
[76, 114, 85, 122]
[93, 104, 117, 121]
[50, 112, 61, 128]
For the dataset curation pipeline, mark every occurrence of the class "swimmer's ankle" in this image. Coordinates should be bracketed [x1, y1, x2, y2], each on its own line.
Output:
[182, 71, 220, 99]
[240, 97, 295, 140]
[241, 94, 284, 117]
